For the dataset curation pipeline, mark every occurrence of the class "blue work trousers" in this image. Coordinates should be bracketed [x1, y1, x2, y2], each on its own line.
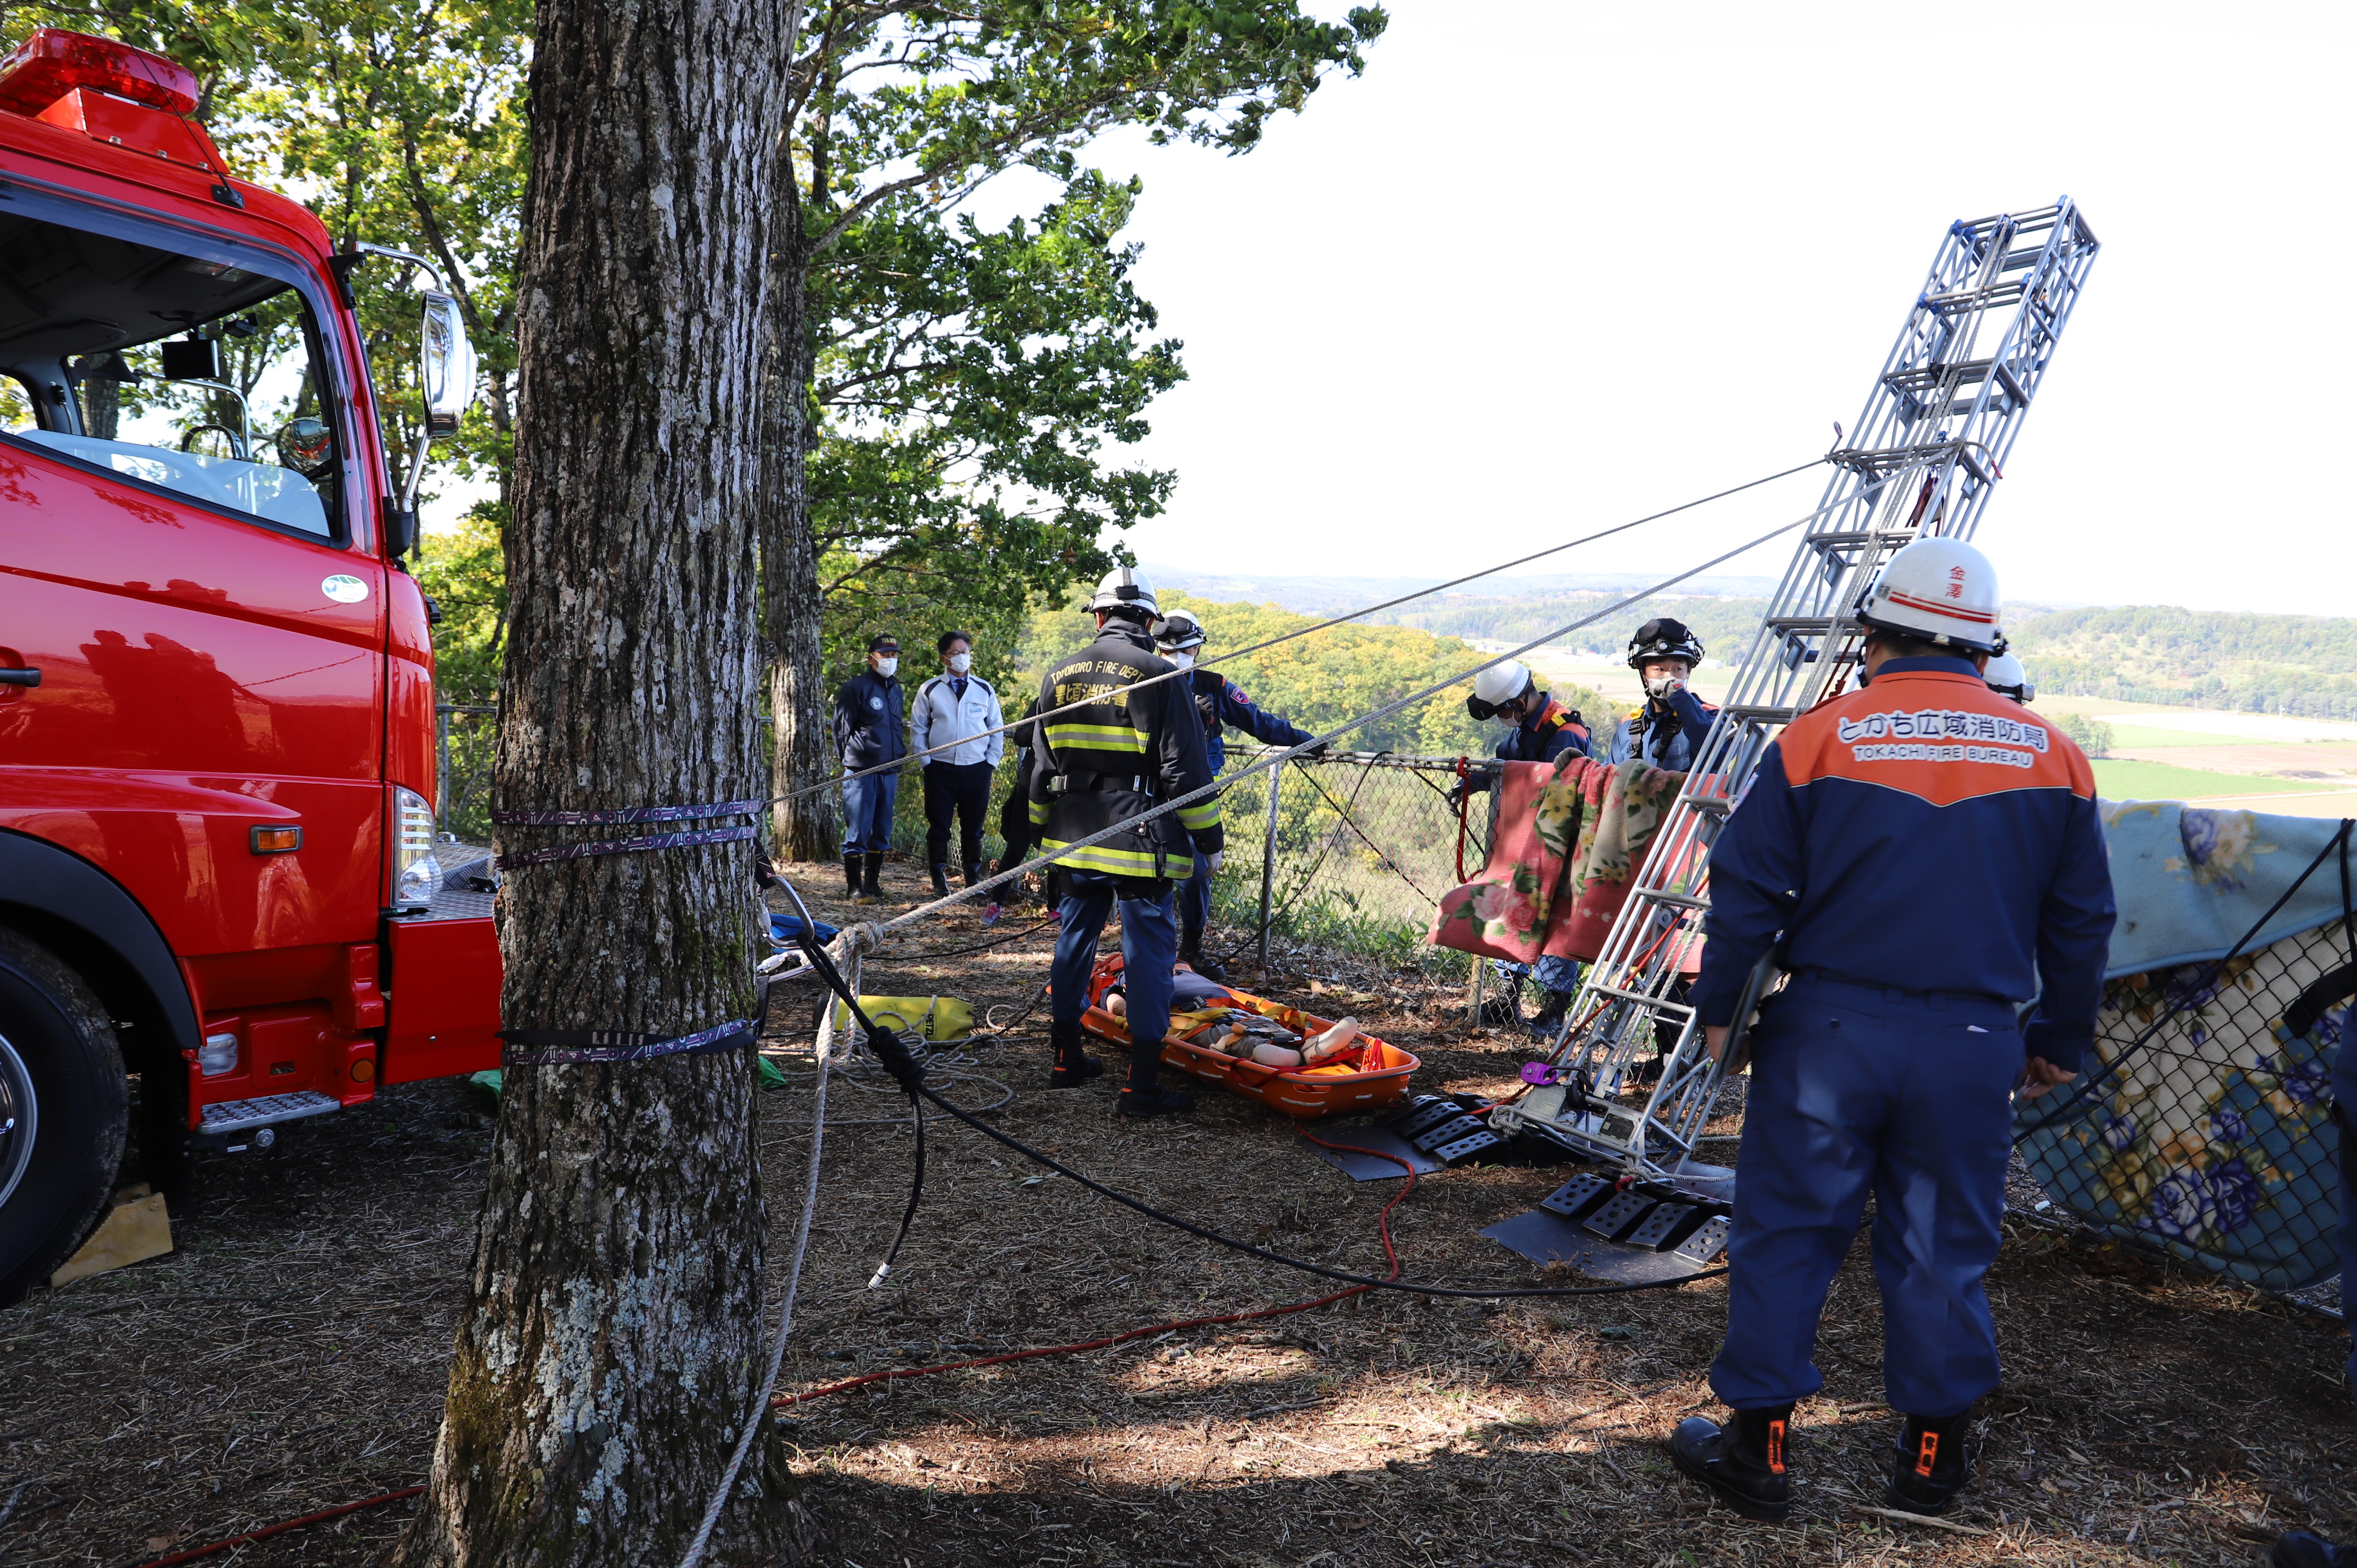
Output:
[841, 770, 899, 856]
[1493, 956, 1581, 993]
[1710, 975, 2022, 1419]
[1052, 872, 1179, 1092]
[1177, 851, 1212, 941]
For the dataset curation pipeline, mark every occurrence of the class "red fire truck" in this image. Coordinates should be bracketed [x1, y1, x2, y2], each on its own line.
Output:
[0, 28, 502, 1305]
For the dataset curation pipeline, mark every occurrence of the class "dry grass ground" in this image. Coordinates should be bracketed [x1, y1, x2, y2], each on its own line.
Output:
[4, 855, 2354, 1567]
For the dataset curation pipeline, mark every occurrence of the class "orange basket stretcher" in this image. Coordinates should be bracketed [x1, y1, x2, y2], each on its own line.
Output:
[1078, 955, 1420, 1120]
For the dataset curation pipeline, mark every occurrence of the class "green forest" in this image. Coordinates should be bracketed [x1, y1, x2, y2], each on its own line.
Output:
[2010, 606, 2357, 719]
[1015, 592, 1607, 759]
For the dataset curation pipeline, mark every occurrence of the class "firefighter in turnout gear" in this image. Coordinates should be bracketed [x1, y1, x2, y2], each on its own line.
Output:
[1028, 568, 1225, 1117]
[1460, 659, 1592, 1034]
[1609, 617, 1720, 770]
[1151, 608, 1322, 982]
[1669, 538, 2115, 1523]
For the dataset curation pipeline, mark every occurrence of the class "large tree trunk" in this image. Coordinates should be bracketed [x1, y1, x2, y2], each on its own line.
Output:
[760, 198, 835, 862]
[389, 0, 806, 1562]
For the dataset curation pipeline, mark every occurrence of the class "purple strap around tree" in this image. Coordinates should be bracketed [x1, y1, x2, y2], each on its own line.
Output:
[496, 823, 757, 870]
[500, 1016, 758, 1066]
[491, 799, 768, 826]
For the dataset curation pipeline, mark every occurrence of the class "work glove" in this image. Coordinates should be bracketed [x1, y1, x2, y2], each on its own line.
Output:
[1301, 740, 1331, 760]
[1205, 851, 1226, 873]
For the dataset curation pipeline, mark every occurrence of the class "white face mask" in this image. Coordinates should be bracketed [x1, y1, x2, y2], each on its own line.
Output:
[1644, 664, 1688, 699]
[1163, 649, 1195, 670]
[873, 656, 899, 678]
[947, 652, 972, 674]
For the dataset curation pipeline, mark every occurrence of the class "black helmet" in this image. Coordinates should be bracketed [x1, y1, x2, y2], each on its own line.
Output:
[1627, 616, 1704, 671]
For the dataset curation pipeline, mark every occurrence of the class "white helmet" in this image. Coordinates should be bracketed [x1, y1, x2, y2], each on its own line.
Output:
[1467, 659, 1534, 721]
[1087, 565, 1157, 619]
[1983, 650, 2034, 702]
[1854, 536, 2004, 654]
[1152, 609, 1206, 652]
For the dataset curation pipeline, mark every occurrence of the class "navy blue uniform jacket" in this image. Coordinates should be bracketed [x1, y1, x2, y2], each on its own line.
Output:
[1494, 694, 1591, 764]
[1691, 657, 2116, 1072]
[1189, 670, 1314, 773]
[831, 670, 907, 769]
[1607, 688, 1719, 771]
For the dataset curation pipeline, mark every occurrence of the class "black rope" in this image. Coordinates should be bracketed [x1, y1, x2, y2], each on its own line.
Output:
[2014, 820, 2354, 1141]
[871, 917, 1058, 965]
[793, 931, 1723, 1300]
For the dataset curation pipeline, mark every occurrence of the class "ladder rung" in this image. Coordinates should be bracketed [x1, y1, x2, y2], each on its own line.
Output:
[1719, 704, 1802, 722]
[1584, 983, 1696, 1013]
[1678, 794, 1730, 813]
[1636, 889, 1709, 911]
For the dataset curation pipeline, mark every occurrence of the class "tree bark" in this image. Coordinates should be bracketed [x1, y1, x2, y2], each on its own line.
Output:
[759, 184, 836, 861]
[389, 0, 807, 1562]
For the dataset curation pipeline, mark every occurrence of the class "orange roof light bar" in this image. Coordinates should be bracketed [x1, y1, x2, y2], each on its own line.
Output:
[0, 27, 201, 120]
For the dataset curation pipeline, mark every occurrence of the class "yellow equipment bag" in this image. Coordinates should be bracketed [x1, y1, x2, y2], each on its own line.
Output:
[829, 994, 975, 1044]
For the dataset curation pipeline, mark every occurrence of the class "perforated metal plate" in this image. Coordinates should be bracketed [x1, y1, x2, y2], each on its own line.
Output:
[1479, 1210, 1717, 1285]
[1386, 1096, 1468, 1140]
[1674, 1215, 1733, 1266]
[1431, 1128, 1505, 1165]
[1623, 1200, 1703, 1253]
[1538, 1172, 1616, 1221]
[1582, 1190, 1658, 1242]
[1408, 1114, 1486, 1154]
[1296, 1126, 1446, 1182]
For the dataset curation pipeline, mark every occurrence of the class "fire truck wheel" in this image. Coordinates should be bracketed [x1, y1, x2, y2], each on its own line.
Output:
[0, 929, 130, 1310]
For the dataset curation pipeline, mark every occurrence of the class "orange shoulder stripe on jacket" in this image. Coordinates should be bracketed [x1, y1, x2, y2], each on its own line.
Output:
[1777, 669, 2095, 808]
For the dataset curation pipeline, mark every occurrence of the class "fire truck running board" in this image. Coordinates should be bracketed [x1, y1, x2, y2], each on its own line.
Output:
[195, 1090, 343, 1136]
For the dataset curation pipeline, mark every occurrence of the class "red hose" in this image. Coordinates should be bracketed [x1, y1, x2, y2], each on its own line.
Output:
[1453, 756, 1474, 881]
[775, 1131, 1421, 1408]
[131, 1486, 424, 1568]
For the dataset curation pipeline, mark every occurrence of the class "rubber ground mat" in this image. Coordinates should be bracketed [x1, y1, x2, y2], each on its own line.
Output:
[1479, 1209, 1720, 1285]
[1296, 1124, 1446, 1181]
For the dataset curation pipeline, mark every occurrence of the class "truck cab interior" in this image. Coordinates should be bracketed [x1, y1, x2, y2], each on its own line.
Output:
[0, 203, 349, 541]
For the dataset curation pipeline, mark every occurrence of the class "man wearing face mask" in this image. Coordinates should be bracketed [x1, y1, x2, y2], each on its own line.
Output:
[911, 630, 1006, 898]
[831, 633, 907, 904]
[1459, 659, 1592, 1033]
[1151, 609, 1324, 982]
[1610, 619, 1720, 770]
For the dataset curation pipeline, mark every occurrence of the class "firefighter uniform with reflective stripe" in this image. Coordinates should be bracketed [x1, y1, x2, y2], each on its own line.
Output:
[1029, 622, 1225, 1091]
[1608, 688, 1719, 771]
[1690, 655, 2116, 1420]
[1494, 694, 1590, 765]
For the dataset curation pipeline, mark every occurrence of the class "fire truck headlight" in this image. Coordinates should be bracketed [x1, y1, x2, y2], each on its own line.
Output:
[392, 786, 441, 910]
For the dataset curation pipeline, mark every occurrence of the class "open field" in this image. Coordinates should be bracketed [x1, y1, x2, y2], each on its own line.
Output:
[6, 858, 2355, 1567]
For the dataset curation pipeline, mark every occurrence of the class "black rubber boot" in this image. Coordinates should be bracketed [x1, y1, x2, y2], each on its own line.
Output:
[843, 855, 863, 899]
[1886, 1411, 1975, 1516]
[1178, 932, 1227, 984]
[2272, 1533, 2357, 1567]
[1526, 987, 1575, 1038]
[1114, 1085, 1196, 1119]
[1669, 1404, 1793, 1523]
[929, 863, 952, 897]
[861, 852, 885, 901]
[964, 859, 985, 889]
[1048, 1020, 1102, 1089]
[1475, 972, 1524, 1030]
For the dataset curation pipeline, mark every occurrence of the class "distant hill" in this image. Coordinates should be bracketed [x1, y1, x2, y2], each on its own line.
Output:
[1145, 564, 1779, 616]
[2012, 606, 2357, 720]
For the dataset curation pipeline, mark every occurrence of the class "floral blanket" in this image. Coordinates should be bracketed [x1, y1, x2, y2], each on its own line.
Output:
[1427, 757, 1689, 965]
[2018, 803, 2355, 1290]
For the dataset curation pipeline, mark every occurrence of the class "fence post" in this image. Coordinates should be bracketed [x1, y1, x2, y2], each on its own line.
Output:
[1257, 758, 1282, 970]
[435, 705, 451, 831]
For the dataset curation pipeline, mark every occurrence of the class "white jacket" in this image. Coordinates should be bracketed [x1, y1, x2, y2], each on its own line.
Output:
[910, 671, 1005, 768]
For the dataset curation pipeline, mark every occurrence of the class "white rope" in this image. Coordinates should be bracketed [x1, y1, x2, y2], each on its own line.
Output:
[677, 923, 857, 1568]
[861, 466, 1910, 941]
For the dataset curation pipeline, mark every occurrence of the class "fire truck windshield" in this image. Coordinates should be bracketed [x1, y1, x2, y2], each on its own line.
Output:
[0, 199, 349, 540]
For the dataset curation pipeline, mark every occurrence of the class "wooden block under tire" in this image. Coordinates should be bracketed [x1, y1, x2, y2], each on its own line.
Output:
[50, 1184, 172, 1286]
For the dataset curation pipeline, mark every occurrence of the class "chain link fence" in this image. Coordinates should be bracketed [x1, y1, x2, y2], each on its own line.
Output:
[1201, 747, 1494, 974]
[2016, 915, 2356, 1294]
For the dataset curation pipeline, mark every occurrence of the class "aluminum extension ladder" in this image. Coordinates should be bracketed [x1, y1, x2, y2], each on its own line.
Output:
[1490, 198, 2101, 1194]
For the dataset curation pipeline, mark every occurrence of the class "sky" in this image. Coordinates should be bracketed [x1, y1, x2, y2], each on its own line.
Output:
[951, 1, 2351, 617]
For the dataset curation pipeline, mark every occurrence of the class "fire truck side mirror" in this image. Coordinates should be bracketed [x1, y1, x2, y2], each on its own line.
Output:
[418, 289, 476, 440]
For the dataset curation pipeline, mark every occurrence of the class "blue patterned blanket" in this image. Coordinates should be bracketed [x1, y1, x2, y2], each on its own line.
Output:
[2017, 803, 2354, 1290]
